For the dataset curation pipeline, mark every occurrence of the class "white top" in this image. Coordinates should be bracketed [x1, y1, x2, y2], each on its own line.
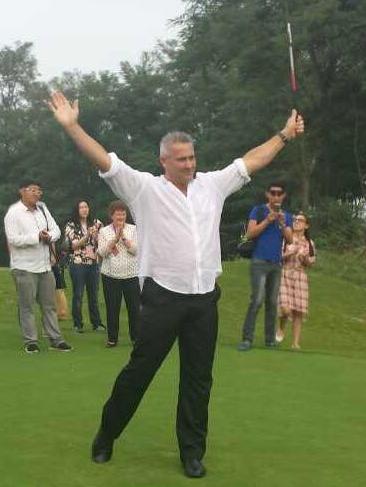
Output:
[4, 200, 61, 273]
[98, 223, 138, 279]
[100, 153, 250, 294]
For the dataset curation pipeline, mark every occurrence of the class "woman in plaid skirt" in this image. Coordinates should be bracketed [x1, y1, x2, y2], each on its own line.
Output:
[276, 212, 316, 349]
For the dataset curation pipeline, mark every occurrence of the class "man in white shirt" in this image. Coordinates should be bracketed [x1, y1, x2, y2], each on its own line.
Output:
[48, 92, 304, 478]
[4, 180, 72, 354]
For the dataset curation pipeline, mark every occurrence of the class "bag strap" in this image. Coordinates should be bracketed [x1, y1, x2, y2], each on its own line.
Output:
[38, 204, 58, 264]
[242, 204, 266, 236]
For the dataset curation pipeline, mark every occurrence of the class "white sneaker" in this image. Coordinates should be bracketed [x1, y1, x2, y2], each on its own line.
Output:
[275, 332, 284, 343]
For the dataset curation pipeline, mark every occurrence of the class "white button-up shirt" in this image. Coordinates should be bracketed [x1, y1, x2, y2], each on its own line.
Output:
[98, 223, 138, 279]
[4, 200, 61, 273]
[100, 154, 250, 294]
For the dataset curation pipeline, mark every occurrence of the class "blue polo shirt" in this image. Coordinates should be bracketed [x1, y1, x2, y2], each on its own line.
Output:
[249, 204, 292, 264]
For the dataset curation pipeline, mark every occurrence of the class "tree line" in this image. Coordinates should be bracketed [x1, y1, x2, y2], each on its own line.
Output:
[1, 0, 366, 265]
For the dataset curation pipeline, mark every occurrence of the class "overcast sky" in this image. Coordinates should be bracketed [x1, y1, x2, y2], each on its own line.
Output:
[1, 0, 185, 80]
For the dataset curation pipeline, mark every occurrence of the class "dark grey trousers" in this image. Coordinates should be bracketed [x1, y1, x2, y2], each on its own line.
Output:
[242, 259, 282, 344]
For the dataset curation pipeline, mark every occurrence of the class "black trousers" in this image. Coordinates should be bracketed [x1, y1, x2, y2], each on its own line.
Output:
[100, 278, 220, 461]
[102, 274, 141, 343]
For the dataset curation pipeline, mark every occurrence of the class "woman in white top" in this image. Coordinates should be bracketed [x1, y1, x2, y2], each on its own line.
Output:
[98, 200, 140, 347]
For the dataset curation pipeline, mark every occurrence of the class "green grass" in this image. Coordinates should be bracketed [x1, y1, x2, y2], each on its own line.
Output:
[314, 248, 366, 288]
[0, 260, 366, 487]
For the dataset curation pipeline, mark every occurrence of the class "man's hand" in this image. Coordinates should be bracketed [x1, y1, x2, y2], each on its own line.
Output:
[243, 108, 305, 175]
[46, 91, 111, 172]
[39, 230, 51, 243]
[281, 109, 305, 140]
[47, 91, 79, 129]
[266, 211, 277, 223]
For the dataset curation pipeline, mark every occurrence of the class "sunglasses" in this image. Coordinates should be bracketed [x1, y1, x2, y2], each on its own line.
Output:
[269, 190, 284, 196]
[294, 217, 306, 222]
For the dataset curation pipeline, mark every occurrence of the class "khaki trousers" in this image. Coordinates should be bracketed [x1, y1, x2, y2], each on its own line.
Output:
[12, 269, 63, 346]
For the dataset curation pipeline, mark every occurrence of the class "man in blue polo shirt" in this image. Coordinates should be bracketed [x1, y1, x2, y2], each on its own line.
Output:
[238, 182, 292, 351]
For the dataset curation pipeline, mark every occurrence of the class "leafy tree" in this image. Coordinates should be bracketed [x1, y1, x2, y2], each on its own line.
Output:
[1, 0, 366, 262]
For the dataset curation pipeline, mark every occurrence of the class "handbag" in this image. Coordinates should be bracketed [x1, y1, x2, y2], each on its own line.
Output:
[237, 205, 266, 259]
[237, 235, 256, 259]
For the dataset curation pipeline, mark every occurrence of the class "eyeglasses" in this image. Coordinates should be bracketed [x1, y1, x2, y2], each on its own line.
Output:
[269, 190, 284, 196]
[25, 187, 43, 195]
[294, 217, 306, 222]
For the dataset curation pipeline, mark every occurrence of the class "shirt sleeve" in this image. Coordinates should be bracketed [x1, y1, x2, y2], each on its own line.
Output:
[127, 225, 138, 255]
[248, 206, 258, 221]
[99, 153, 152, 205]
[4, 208, 39, 247]
[204, 158, 251, 199]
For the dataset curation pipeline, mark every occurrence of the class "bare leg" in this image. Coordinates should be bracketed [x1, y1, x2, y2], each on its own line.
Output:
[291, 311, 303, 349]
[276, 308, 289, 342]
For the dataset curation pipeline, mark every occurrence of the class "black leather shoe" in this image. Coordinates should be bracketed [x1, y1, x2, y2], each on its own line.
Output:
[182, 458, 206, 478]
[91, 428, 114, 463]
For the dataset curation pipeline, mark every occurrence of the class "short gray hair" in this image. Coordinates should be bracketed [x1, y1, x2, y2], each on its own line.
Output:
[159, 131, 194, 157]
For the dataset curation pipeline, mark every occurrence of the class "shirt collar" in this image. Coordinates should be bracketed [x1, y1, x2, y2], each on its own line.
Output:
[19, 199, 42, 213]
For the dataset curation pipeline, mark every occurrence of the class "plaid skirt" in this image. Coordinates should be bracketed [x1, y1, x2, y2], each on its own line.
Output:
[278, 268, 309, 315]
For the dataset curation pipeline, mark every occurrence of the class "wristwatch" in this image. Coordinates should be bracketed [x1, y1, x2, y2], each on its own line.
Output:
[277, 131, 288, 144]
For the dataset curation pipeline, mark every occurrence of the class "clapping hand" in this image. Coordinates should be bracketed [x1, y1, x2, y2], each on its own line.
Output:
[88, 225, 98, 238]
[121, 236, 133, 249]
[114, 226, 124, 242]
[297, 248, 308, 263]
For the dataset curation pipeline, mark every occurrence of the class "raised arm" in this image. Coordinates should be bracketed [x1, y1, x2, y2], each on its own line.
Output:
[47, 91, 111, 173]
[243, 109, 304, 175]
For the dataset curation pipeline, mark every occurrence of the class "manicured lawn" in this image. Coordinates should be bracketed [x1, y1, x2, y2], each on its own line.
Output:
[0, 261, 365, 487]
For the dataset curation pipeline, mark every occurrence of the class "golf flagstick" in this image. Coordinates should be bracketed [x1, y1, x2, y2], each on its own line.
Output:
[287, 21, 300, 118]
[287, 22, 297, 93]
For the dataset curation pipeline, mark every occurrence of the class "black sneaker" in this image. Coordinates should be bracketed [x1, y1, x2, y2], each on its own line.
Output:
[73, 327, 84, 334]
[24, 343, 40, 354]
[49, 341, 72, 352]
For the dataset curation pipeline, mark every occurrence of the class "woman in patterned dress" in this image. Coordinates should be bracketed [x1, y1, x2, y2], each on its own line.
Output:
[65, 200, 105, 333]
[276, 212, 316, 349]
[98, 200, 140, 347]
